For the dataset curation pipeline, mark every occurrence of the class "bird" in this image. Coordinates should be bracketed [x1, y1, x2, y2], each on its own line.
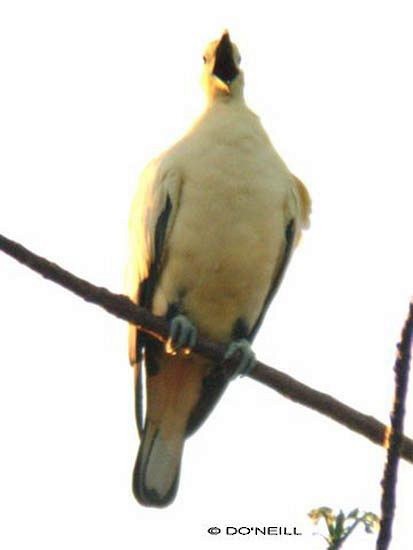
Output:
[126, 31, 311, 507]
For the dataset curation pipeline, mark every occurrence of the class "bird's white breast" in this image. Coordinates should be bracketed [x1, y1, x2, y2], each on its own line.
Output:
[152, 105, 294, 342]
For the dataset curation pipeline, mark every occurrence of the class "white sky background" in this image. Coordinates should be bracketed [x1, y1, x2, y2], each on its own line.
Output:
[0, 1, 412, 548]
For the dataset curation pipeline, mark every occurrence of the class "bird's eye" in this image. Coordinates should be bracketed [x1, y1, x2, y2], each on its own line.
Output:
[203, 55, 207, 64]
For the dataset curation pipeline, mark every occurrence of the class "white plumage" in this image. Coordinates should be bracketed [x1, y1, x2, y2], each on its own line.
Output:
[127, 32, 311, 507]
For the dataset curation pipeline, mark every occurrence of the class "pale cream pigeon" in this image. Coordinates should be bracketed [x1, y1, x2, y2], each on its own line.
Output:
[127, 31, 311, 507]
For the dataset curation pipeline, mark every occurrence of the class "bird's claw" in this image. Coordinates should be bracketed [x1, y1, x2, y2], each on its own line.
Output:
[165, 314, 197, 355]
[224, 338, 256, 377]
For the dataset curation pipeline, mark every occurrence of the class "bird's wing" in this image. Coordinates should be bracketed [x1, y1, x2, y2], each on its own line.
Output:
[126, 160, 183, 433]
[128, 160, 226, 506]
[249, 175, 311, 340]
[291, 175, 311, 231]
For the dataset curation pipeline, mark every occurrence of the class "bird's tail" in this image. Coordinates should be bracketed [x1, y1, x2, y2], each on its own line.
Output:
[133, 415, 185, 507]
[132, 339, 209, 507]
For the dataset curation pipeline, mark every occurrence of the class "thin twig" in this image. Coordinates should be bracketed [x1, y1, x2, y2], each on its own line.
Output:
[1, 232, 413, 464]
[376, 302, 413, 549]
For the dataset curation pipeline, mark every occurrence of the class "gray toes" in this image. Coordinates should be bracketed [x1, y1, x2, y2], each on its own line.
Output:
[224, 338, 256, 378]
[166, 314, 197, 355]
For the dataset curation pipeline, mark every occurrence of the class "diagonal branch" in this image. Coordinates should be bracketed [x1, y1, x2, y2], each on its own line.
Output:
[0, 232, 412, 464]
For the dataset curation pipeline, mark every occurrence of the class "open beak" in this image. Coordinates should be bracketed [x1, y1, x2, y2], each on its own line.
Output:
[212, 32, 239, 88]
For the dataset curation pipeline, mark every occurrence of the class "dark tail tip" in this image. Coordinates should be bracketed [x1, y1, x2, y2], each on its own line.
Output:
[132, 455, 179, 508]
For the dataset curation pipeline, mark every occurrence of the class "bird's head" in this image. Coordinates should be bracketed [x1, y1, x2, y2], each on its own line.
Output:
[202, 31, 243, 102]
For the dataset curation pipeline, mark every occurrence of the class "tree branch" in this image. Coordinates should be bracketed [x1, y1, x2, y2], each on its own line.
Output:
[376, 302, 413, 549]
[1, 232, 412, 464]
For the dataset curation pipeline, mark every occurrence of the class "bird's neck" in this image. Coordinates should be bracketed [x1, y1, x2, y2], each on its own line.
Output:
[205, 92, 246, 110]
[191, 96, 261, 142]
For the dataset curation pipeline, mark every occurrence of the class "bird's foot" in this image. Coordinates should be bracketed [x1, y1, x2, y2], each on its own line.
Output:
[165, 314, 197, 356]
[224, 338, 256, 377]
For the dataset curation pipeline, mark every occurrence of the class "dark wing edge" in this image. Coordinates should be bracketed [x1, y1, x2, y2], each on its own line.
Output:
[132, 194, 173, 436]
[248, 173, 311, 341]
[248, 219, 296, 341]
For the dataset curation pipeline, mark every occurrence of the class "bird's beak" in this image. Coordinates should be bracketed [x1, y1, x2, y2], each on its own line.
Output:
[212, 32, 239, 90]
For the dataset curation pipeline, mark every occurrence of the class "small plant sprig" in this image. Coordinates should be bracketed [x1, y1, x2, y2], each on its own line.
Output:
[309, 507, 379, 549]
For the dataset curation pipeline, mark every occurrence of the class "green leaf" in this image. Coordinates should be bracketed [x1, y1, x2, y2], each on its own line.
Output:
[308, 506, 333, 524]
[335, 511, 345, 538]
[347, 508, 359, 519]
[327, 520, 336, 539]
[308, 505, 379, 547]
[363, 512, 380, 533]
